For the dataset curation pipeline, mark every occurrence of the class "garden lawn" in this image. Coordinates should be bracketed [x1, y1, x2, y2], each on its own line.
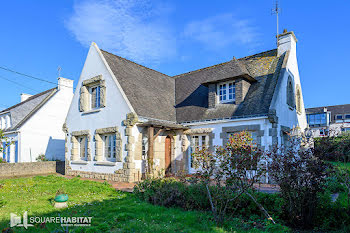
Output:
[330, 161, 350, 171]
[0, 175, 271, 233]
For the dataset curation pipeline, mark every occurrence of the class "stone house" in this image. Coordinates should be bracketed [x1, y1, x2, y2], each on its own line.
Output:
[64, 30, 307, 182]
[0, 78, 73, 162]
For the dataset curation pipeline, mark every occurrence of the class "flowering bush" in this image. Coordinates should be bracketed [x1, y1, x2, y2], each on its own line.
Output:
[267, 139, 331, 229]
[192, 131, 273, 225]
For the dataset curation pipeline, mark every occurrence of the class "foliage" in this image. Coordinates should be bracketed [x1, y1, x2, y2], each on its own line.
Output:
[314, 133, 350, 162]
[267, 138, 331, 229]
[191, 131, 272, 225]
[134, 177, 286, 230]
[36, 154, 48, 162]
[0, 175, 272, 233]
[0, 129, 12, 161]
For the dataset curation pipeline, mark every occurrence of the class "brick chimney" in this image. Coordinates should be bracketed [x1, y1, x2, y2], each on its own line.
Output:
[277, 29, 298, 56]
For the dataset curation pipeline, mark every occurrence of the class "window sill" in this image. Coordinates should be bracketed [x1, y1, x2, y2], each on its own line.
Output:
[218, 101, 235, 105]
[82, 108, 101, 115]
[95, 161, 116, 166]
[71, 160, 88, 165]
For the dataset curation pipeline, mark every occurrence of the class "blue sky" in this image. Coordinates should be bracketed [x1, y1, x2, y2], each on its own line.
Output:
[0, 0, 349, 111]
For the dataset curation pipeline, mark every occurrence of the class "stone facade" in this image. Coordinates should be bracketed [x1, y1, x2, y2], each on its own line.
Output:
[208, 84, 217, 108]
[0, 161, 57, 178]
[235, 78, 251, 105]
[122, 112, 139, 182]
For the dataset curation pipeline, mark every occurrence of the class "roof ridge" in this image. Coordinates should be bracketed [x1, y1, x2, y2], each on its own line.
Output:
[173, 60, 232, 78]
[100, 49, 172, 78]
[173, 48, 277, 79]
[238, 48, 277, 60]
[306, 104, 350, 109]
[0, 87, 56, 114]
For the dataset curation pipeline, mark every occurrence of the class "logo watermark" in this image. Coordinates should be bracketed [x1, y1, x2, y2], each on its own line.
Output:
[10, 211, 92, 229]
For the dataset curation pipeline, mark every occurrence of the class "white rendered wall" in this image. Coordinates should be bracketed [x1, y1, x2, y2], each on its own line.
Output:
[271, 32, 307, 144]
[19, 82, 73, 162]
[66, 43, 132, 173]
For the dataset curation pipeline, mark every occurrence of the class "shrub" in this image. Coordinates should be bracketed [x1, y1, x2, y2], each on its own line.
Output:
[314, 133, 350, 162]
[0, 157, 6, 163]
[267, 140, 331, 229]
[134, 177, 284, 223]
[36, 154, 48, 161]
[191, 131, 272, 225]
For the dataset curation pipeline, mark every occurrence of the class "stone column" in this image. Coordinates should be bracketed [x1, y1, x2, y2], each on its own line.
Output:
[122, 113, 139, 182]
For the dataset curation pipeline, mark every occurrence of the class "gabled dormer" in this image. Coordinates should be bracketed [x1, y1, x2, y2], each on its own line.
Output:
[202, 57, 256, 108]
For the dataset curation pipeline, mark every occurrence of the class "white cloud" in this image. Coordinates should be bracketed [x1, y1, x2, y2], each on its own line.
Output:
[65, 0, 176, 64]
[184, 14, 261, 50]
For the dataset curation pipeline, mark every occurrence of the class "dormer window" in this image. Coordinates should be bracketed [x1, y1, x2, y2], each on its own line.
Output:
[218, 81, 235, 103]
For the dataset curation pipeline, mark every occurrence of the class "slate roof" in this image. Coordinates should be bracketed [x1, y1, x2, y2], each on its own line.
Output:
[101, 50, 176, 122]
[101, 48, 286, 124]
[306, 104, 350, 122]
[175, 49, 285, 122]
[0, 88, 57, 131]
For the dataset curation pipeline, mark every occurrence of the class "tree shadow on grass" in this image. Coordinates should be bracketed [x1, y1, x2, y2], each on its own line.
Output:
[0, 193, 223, 233]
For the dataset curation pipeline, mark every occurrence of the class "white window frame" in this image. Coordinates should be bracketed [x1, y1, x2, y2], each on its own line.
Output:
[103, 134, 116, 161]
[90, 85, 101, 110]
[189, 134, 209, 172]
[217, 81, 235, 104]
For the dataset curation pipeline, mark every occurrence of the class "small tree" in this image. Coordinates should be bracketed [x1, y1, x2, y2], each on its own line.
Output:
[0, 129, 11, 163]
[192, 131, 275, 225]
[267, 138, 331, 229]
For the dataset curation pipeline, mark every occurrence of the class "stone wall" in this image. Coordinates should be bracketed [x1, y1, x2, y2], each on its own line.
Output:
[0, 161, 57, 178]
[65, 168, 142, 182]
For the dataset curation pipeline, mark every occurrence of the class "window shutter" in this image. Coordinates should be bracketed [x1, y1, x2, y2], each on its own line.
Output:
[79, 86, 89, 112]
[100, 84, 106, 108]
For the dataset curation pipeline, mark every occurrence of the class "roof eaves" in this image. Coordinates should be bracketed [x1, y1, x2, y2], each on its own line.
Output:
[0, 88, 57, 114]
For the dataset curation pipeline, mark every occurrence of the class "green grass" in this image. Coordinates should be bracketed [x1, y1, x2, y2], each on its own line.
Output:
[330, 161, 350, 170]
[0, 175, 276, 233]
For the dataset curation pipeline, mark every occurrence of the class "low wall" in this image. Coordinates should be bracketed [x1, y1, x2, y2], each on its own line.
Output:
[0, 161, 57, 178]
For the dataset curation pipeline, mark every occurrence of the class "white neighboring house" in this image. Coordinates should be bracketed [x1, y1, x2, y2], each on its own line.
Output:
[64, 29, 307, 183]
[0, 78, 73, 162]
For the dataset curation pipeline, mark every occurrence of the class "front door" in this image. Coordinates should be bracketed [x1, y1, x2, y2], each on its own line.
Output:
[165, 136, 171, 175]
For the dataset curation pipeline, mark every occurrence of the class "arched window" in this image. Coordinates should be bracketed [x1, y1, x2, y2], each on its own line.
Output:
[296, 85, 302, 113]
[286, 76, 295, 109]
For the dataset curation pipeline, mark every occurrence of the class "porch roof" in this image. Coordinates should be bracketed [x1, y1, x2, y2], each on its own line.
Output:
[137, 120, 188, 130]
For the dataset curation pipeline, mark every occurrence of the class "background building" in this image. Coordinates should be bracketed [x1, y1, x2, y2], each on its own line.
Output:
[306, 104, 350, 137]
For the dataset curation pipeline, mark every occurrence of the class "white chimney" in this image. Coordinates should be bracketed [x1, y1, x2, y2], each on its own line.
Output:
[58, 77, 74, 91]
[277, 29, 298, 56]
[20, 93, 33, 102]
